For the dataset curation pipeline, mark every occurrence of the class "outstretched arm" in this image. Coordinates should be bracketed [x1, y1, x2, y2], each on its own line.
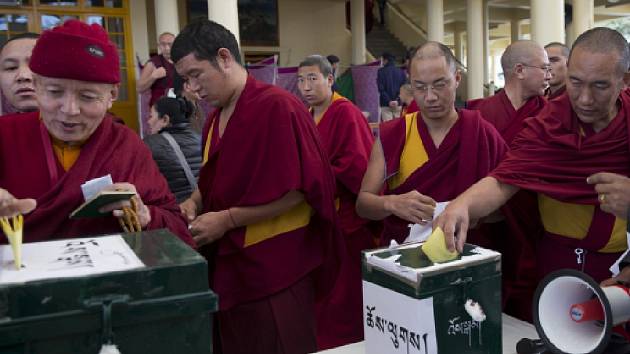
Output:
[434, 176, 518, 252]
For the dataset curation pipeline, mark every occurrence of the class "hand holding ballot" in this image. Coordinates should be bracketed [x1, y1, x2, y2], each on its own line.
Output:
[422, 227, 459, 263]
[384, 190, 436, 225]
[0, 188, 36, 218]
[433, 197, 473, 254]
[98, 183, 151, 230]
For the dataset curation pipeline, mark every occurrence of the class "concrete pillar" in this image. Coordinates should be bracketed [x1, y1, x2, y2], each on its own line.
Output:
[131, 0, 149, 65]
[351, 0, 366, 64]
[208, 0, 241, 45]
[572, 0, 594, 43]
[530, 0, 564, 46]
[511, 18, 520, 43]
[154, 0, 179, 38]
[454, 23, 464, 63]
[427, 0, 444, 42]
[467, 0, 484, 100]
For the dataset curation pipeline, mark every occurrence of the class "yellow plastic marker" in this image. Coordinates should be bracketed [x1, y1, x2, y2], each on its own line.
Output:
[422, 226, 458, 263]
[0, 215, 23, 270]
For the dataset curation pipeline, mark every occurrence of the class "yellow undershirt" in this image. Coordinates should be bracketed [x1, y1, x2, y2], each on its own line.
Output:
[51, 137, 85, 171]
[387, 112, 429, 190]
[538, 195, 627, 253]
[313, 92, 345, 125]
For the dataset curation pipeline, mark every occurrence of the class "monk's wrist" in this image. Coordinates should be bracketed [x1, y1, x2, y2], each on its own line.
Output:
[223, 209, 237, 230]
[383, 195, 395, 216]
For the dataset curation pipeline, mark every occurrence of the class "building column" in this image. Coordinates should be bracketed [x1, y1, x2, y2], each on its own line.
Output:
[530, 0, 564, 46]
[208, 0, 241, 45]
[154, 0, 179, 37]
[572, 0, 593, 43]
[351, 0, 366, 64]
[454, 22, 464, 63]
[467, 0, 484, 100]
[131, 0, 149, 65]
[510, 18, 521, 43]
[427, 0, 444, 42]
[482, 0, 490, 86]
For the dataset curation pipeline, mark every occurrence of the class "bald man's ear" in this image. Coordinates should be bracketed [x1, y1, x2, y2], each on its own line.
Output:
[624, 71, 630, 88]
[514, 63, 525, 79]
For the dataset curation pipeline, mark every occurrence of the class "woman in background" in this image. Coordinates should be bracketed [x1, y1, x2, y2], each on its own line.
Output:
[145, 96, 201, 202]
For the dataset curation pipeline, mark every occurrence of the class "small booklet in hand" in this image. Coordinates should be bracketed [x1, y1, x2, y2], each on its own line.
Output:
[70, 191, 135, 219]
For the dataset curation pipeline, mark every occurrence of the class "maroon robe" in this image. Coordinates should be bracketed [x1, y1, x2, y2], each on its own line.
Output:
[380, 109, 507, 244]
[467, 89, 547, 321]
[313, 95, 377, 350]
[546, 85, 566, 101]
[490, 93, 630, 282]
[0, 112, 194, 247]
[199, 76, 342, 354]
[400, 99, 419, 118]
[467, 89, 547, 145]
[148, 54, 175, 107]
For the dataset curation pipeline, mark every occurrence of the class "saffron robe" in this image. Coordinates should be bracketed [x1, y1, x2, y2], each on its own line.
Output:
[313, 93, 377, 350]
[199, 76, 342, 352]
[0, 112, 194, 247]
[380, 109, 507, 244]
[467, 89, 548, 321]
[490, 93, 630, 282]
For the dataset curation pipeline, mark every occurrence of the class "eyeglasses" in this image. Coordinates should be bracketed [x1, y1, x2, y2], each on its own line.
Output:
[521, 63, 552, 73]
[412, 79, 450, 94]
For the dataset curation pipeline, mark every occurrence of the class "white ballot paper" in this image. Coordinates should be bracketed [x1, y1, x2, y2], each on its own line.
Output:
[609, 232, 630, 276]
[0, 235, 144, 284]
[404, 201, 449, 243]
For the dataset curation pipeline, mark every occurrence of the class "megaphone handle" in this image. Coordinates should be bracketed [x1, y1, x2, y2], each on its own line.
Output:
[516, 338, 551, 354]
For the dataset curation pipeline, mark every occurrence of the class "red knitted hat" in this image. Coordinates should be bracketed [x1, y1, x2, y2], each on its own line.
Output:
[30, 20, 120, 83]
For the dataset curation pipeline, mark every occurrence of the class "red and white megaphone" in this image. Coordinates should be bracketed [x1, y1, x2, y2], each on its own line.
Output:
[533, 269, 630, 354]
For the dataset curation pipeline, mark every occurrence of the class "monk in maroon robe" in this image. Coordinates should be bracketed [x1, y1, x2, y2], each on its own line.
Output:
[357, 42, 506, 248]
[173, 21, 342, 354]
[467, 41, 549, 145]
[137, 32, 176, 107]
[298, 55, 377, 350]
[437, 28, 630, 290]
[465, 40, 550, 321]
[0, 20, 193, 247]
[544, 42, 569, 101]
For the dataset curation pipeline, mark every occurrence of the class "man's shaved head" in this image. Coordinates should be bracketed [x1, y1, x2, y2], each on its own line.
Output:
[569, 27, 630, 76]
[544, 42, 569, 57]
[501, 40, 546, 75]
[411, 41, 457, 73]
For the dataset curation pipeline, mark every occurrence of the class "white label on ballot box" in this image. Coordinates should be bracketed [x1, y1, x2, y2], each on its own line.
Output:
[0, 235, 144, 284]
[363, 280, 437, 354]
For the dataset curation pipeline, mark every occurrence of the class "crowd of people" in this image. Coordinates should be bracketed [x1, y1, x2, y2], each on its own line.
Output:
[1, 16, 630, 354]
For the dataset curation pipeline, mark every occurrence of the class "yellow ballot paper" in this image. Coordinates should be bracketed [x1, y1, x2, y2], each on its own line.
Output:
[421, 226, 458, 263]
[0, 215, 23, 270]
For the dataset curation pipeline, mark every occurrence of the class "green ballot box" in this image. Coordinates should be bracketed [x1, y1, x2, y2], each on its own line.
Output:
[362, 242, 502, 354]
[0, 229, 216, 354]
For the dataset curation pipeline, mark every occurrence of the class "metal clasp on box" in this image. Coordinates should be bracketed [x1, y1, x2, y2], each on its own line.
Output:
[84, 294, 130, 347]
